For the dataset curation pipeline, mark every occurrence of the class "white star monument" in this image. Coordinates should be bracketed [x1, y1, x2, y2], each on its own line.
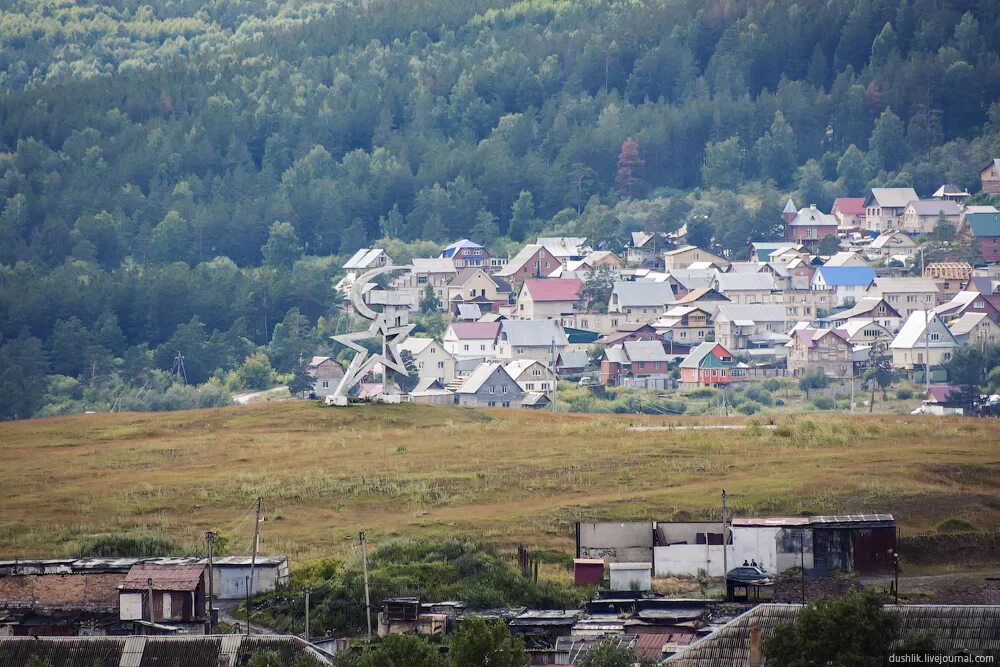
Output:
[326, 264, 415, 406]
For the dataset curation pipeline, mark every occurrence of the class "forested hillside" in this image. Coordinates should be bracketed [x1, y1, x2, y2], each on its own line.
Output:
[2, 0, 1000, 419]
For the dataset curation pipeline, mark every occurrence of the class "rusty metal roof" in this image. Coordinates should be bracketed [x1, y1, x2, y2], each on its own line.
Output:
[122, 562, 205, 592]
[731, 514, 893, 528]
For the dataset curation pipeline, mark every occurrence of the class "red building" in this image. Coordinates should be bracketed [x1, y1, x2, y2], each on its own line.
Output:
[678, 342, 746, 387]
[784, 204, 839, 248]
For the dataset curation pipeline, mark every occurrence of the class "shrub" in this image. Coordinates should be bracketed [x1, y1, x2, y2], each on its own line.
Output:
[936, 518, 975, 534]
[744, 384, 773, 406]
[774, 398, 785, 406]
[895, 388, 914, 400]
[738, 401, 761, 415]
[76, 535, 176, 558]
[683, 387, 718, 399]
[812, 396, 835, 410]
[762, 379, 783, 392]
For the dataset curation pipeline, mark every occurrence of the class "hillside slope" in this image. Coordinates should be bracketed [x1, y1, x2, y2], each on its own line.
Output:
[0, 403, 997, 560]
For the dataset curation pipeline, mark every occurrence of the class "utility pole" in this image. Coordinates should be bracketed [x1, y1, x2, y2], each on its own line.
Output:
[206, 531, 216, 634]
[721, 490, 728, 580]
[304, 587, 311, 643]
[360, 531, 372, 644]
[245, 576, 251, 636]
[146, 577, 154, 623]
[922, 248, 931, 394]
[249, 497, 263, 600]
[550, 338, 557, 413]
[800, 533, 806, 604]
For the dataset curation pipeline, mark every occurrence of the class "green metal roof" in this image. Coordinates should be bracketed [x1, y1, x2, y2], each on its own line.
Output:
[564, 327, 600, 344]
[966, 212, 1000, 237]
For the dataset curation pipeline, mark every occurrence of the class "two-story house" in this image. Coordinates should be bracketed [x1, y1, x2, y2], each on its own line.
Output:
[455, 362, 523, 408]
[964, 211, 1000, 263]
[868, 277, 940, 320]
[447, 268, 512, 315]
[504, 359, 556, 393]
[713, 273, 778, 305]
[494, 244, 561, 286]
[784, 204, 839, 248]
[516, 278, 583, 320]
[713, 304, 791, 352]
[900, 200, 961, 235]
[443, 321, 501, 360]
[396, 257, 457, 311]
[831, 197, 866, 231]
[496, 319, 569, 363]
[863, 188, 919, 232]
[608, 281, 675, 321]
[785, 328, 853, 378]
[306, 356, 345, 398]
[441, 239, 491, 269]
[397, 337, 457, 384]
[889, 311, 959, 370]
[678, 342, 747, 387]
[811, 266, 876, 308]
[599, 340, 671, 386]
[663, 245, 730, 271]
[652, 305, 714, 345]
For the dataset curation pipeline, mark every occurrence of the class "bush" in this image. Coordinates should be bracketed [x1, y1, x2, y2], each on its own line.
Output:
[762, 379, 783, 392]
[774, 398, 785, 406]
[812, 396, 835, 410]
[683, 387, 718, 399]
[744, 384, 773, 406]
[76, 535, 176, 557]
[737, 401, 761, 415]
[936, 518, 975, 534]
[895, 388, 914, 400]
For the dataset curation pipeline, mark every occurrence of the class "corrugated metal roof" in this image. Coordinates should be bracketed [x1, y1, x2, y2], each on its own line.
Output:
[521, 278, 583, 302]
[499, 319, 568, 347]
[665, 603, 1000, 665]
[611, 280, 675, 307]
[122, 562, 205, 591]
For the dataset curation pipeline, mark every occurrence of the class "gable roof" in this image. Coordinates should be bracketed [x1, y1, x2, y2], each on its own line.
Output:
[871, 277, 939, 294]
[456, 362, 516, 394]
[715, 272, 775, 292]
[714, 304, 789, 323]
[674, 287, 730, 304]
[679, 342, 734, 368]
[824, 250, 866, 265]
[611, 281, 674, 307]
[665, 603, 1000, 666]
[623, 340, 669, 362]
[521, 278, 583, 302]
[947, 311, 995, 336]
[825, 296, 901, 321]
[890, 311, 958, 349]
[556, 350, 589, 369]
[447, 321, 501, 340]
[865, 187, 919, 208]
[787, 204, 837, 227]
[122, 563, 204, 592]
[411, 257, 458, 274]
[966, 212, 1000, 237]
[869, 232, 916, 249]
[536, 236, 589, 258]
[504, 359, 551, 380]
[668, 269, 719, 290]
[832, 197, 865, 215]
[789, 328, 850, 349]
[749, 242, 802, 262]
[499, 319, 569, 347]
[450, 266, 495, 287]
[906, 199, 961, 216]
[343, 248, 387, 270]
[456, 303, 483, 320]
[782, 198, 797, 214]
[814, 265, 876, 287]
[494, 244, 554, 277]
[932, 183, 969, 198]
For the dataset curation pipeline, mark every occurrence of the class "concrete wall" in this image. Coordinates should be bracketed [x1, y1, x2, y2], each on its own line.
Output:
[0, 573, 124, 609]
[655, 522, 725, 545]
[608, 564, 652, 592]
[578, 522, 653, 563]
[653, 545, 734, 577]
[731, 526, 781, 572]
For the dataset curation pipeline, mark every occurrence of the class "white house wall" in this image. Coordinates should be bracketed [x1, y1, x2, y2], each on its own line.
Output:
[653, 545, 734, 577]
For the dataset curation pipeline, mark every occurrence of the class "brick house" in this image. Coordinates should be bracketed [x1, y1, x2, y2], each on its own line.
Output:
[784, 204, 839, 247]
[964, 211, 1000, 263]
[494, 244, 561, 286]
[599, 340, 670, 386]
[516, 278, 583, 320]
[441, 239, 491, 269]
[786, 328, 853, 378]
[980, 159, 1000, 194]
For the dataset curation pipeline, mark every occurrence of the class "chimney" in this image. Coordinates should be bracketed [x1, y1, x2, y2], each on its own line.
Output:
[749, 622, 762, 667]
[809, 204, 817, 211]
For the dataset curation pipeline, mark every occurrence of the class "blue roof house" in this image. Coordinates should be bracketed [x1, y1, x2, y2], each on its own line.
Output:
[811, 266, 877, 308]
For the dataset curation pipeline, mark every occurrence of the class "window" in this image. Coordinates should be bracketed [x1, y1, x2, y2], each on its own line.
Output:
[502, 385, 509, 394]
[489, 386, 495, 394]
[471, 289, 477, 297]
[943, 352, 952, 361]
[321, 381, 329, 388]
[502, 401, 510, 407]
[437, 361, 444, 368]
[681, 331, 687, 338]
[480, 344, 486, 351]
[418, 275, 427, 284]
[418, 362, 424, 369]
[488, 401, 496, 407]
[464, 344, 470, 351]
[930, 333, 940, 341]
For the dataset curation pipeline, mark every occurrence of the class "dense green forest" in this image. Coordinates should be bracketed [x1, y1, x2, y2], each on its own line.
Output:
[2, 0, 1000, 419]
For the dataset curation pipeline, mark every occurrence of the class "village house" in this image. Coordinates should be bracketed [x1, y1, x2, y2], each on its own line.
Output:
[599, 340, 671, 386]
[652, 306, 714, 345]
[441, 239, 491, 269]
[397, 337, 457, 384]
[712, 273, 778, 305]
[889, 310, 959, 370]
[515, 278, 583, 320]
[396, 257, 457, 311]
[964, 211, 1000, 263]
[713, 304, 791, 353]
[747, 241, 804, 263]
[678, 342, 746, 387]
[900, 199, 961, 235]
[785, 328, 853, 378]
[865, 230, 918, 262]
[599, 322, 660, 346]
[931, 183, 970, 202]
[862, 187, 919, 232]
[964, 276, 1000, 311]
[822, 296, 902, 331]
[665, 268, 719, 299]
[935, 288, 1000, 322]
[980, 158, 1000, 194]
[821, 251, 867, 267]
[837, 318, 893, 347]
[337, 247, 393, 295]
[118, 562, 206, 628]
[608, 281, 674, 321]
[504, 359, 556, 393]
[672, 286, 730, 310]
[831, 197, 866, 230]
[810, 265, 876, 308]
[867, 276, 940, 320]
[442, 321, 501, 360]
[626, 231, 669, 267]
[947, 312, 1000, 347]
[536, 237, 591, 266]
[555, 350, 589, 376]
[493, 244, 561, 285]
[496, 319, 569, 363]
[306, 356, 345, 398]
[663, 245, 730, 271]
[781, 287, 836, 320]
[784, 204, 838, 248]
[446, 267, 512, 315]
[454, 362, 522, 408]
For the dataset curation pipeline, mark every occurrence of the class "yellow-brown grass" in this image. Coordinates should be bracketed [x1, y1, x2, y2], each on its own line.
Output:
[0, 403, 997, 561]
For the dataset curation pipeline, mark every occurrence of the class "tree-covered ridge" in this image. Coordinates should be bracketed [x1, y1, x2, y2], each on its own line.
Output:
[2, 0, 1000, 419]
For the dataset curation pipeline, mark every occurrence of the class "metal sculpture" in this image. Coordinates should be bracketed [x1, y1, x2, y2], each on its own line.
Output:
[327, 264, 414, 405]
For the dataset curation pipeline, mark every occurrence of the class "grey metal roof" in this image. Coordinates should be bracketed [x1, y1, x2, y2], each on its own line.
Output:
[665, 603, 1000, 665]
[455, 362, 511, 393]
[411, 257, 457, 274]
[499, 319, 569, 347]
[907, 199, 961, 216]
[557, 350, 589, 369]
[611, 280, 674, 307]
[787, 205, 837, 227]
[623, 340, 669, 362]
[714, 304, 789, 323]
[714, 273, 776, 292]
[867, 187, 919, 208]
[604, 346, 629, 364]
[342, 248, 387, 270]
[667, 269, 718, 290]
[679, 341, 719, 368]
[890, 311, 959, 349]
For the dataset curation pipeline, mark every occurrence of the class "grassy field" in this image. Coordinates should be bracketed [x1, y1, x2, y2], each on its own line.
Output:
[0, 402, 998, 566]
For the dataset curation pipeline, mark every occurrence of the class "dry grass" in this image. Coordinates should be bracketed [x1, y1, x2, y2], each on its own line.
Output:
[0, 403, 998, 562]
